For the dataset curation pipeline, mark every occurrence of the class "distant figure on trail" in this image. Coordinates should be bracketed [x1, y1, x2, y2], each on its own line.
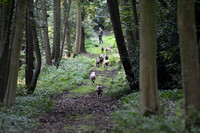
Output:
[98, 27, 103, 44]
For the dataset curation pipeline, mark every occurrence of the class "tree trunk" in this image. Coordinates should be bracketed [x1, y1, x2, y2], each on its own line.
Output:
[41, 0, 52, 65]
[177, 0, 200, 129]
[55, 22, 66, 68]
[139, 0, 160, 115]
[64, 0, 72, 57]
[26, 0, 41, 94]
[25, 0, 34, 88]
[73, 0, 82, 56]
[5, 0, 27, 107]
[198, 41, 200, 67]
[122, 0, 135, 57]
[130, 0, 139, 42]
[0, 0, 15, 102]
[53, 0, 61, 64]
[55, 0, 72, 67]
[107, 0, 138, 92]
[80, 8, 86, 53]
[0, 3, 9, 47]
[0, 2, 2, 43]
[66, 23, 72, 57]
[80, 26, 86, 53]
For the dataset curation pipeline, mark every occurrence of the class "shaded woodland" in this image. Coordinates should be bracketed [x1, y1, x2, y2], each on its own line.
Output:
[0, 0, 200, 132]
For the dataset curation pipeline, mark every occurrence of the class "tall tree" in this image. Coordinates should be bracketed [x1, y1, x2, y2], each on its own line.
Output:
[73, 0, 82, 56]
[107, 0, 138, 93]
[25, 0, 34, 88]
[139, 0, 160, 115]
[177, 0, 200, 129]
[122, 0, 135, 57]
[55, 0, 71, 67]
[41, 0, 52, 65]
[53, 0, 61, 64]
[0, 2, 2, 43]
[64, 0, 72, 57]
[196, 0, 200, 67]
[130, 0, 139, 42]
[80, 26, 86, 53]
[5, 0, 27, 107]
[0, 0, 15, 102]
[80, 7, 86, 53]
[27, 0, 41, 94]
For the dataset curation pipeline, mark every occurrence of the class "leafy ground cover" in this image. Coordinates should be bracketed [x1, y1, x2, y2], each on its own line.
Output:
[0, 56, 94, 132]
[1, 36, 198, 133]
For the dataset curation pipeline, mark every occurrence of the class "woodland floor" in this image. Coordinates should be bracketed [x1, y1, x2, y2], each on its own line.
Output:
[31, 54, 119, 133]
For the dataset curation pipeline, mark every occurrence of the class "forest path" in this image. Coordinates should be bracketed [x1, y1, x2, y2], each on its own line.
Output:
[32, 54, 119, 132]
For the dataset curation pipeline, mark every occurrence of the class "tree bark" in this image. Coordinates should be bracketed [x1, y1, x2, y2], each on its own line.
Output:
[80, 26, 86, 53]
[53, 0, 61, 64]
[177, 0, 200, 129]
[5, 0, 27, 107]
[41, 0, 52, 65]
[0, 2, 2, 44]
[130, 0, 139, 42]
[26, 0, 41, 94]
[80, 7, 86, 53]
[0, 0, 15, 102]
[73, 0, 82, 56]
[55, 0, 72, 67]
[28, 21, 41, 94]
[198, 41, 200, 67]
[107, 0, 138, 92]
[123, 0, 135, 57]
[55, 22, 66, 68]
[139, 0, 160, 115]
[25, 0, 34, 88]
[64, 0, 72, 57]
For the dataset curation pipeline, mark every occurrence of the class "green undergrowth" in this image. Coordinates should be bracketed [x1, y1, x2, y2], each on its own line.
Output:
[36, 56, 93, 95]
[0, 55, 93, 132]
[111, 88, 200, 133]
[112, 90, 186, 133]
[0, 35, 118, 132]
[103, 67, 199, 132]
[106, 68, 130, 98]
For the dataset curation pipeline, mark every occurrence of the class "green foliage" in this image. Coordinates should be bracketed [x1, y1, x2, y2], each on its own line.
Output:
[112, 90, 187, 133]
[159, 89, 183, 101]
[85, 0, 111, 31]
[0, 94, 51, 132]
[119, 0, 181, 90]
[0, 0, 9, 5]
[36, 56, 93, 96]
[0, 112, 37, 132]
[107, 54, 120, 68]
[0, 56, 93, 132]
[156, 1, 181, 90]
[106, 69, 130, 98]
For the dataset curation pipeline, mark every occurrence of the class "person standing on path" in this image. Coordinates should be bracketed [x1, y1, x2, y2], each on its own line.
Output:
[98, 27, 104, 44]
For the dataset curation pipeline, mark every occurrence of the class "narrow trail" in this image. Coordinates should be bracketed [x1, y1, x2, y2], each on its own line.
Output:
[32, 63, 119, 132]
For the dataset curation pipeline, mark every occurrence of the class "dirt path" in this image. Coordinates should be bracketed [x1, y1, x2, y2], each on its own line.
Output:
[32, 68, 119, 133]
